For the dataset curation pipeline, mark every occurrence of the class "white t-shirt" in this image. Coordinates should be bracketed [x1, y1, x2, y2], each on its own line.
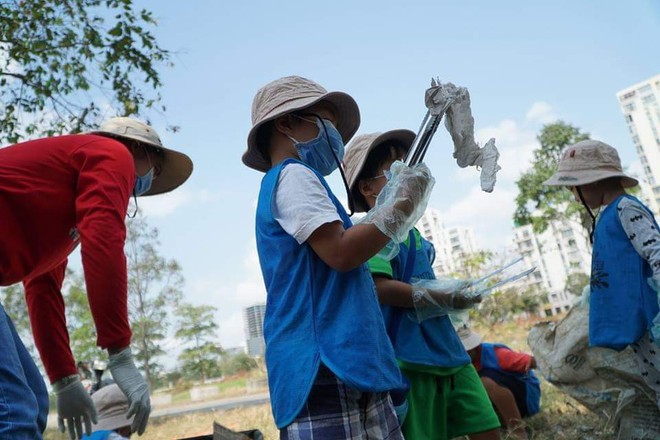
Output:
[273, 163, 342, 244]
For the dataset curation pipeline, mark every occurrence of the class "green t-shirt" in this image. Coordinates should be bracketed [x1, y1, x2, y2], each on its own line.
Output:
[367, 228, 423, 278]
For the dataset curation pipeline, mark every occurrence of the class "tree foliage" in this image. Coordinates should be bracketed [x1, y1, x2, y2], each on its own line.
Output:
[175, 303, 223, 383]
[0, 0, 172, 144]
[126, 215, 183, 389]
[64, 270, 106, 363]
[0, 284, 32, 338]
[476, 287, 542, 327]
[565, 272, 590, 297]
[220, 352, 258, 376]
[514, 121, 591, 234]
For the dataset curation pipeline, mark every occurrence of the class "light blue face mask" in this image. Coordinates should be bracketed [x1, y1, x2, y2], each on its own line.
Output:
[133, 167, 154, 196]
[287, 117, 345, 176]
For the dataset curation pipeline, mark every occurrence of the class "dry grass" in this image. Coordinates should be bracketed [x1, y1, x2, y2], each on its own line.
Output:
[45, 316, 617, 440]
[44, 404, 278, 440]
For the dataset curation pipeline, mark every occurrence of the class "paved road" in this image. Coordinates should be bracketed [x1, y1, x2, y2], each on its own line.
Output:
[47, 392, 271, 428]
[151, 392, 270, 419]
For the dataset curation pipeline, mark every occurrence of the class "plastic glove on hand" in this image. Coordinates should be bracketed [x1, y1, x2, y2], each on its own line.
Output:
[53, 375, 98, 440]
[428, 288, 482, 310]
[108, 347, 151, 435]
[390, 162, 434, 217]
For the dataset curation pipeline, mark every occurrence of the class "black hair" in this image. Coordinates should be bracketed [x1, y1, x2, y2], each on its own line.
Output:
[255, 121, 274, 166]
[353, 142, 408, 211]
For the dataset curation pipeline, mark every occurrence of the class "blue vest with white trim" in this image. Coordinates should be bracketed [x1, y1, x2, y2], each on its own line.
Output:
[480, 343, 541, 416]
[256, 159, 403, 428]
[590, 194, 660, 350]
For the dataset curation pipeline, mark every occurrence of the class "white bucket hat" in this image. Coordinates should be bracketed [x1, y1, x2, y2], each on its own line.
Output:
[91, 384, 134, 432]
[457, 326, 483, 351]
[544, 140, 638, 188]
[343, 130, 416, 212]
[88, 117, 193, 196]
[243, 75, 360, 172]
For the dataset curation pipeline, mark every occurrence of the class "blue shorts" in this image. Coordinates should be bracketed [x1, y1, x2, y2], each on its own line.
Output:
[280, 364, 404, 440]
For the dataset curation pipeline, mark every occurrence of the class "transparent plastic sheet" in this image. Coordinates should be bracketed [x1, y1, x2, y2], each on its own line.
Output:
[361, 161, 435, 246]
[409, 258, 536, 323]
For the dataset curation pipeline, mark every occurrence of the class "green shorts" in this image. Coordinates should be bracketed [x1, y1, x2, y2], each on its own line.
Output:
[400, 361, 500, 440]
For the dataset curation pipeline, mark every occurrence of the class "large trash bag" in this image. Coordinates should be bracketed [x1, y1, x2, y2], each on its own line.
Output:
[528, 305, 660, 439]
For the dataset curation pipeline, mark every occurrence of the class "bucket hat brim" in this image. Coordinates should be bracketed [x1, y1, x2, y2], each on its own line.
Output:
[458, 328, 483, 351]
[344, 129, 416, 212]
[243, 91, 360, 172]
[87, 123, 193, 196]
[543, 169, 638, 188]
[543, 139, 638, 189]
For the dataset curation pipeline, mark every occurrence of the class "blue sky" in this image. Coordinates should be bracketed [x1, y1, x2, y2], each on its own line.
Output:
[72, 0, 660, 351]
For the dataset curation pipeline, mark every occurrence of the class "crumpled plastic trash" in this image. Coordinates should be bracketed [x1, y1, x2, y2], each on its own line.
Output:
[425, 79, 501, 192]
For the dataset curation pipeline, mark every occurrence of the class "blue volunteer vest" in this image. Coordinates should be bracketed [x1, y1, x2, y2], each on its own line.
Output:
[380, 230, 470, 367]
[256, 159, 403, 428]
[480, 343, 541, 416]
[590, 194, 660, 350]
[82, 431, 111, 440]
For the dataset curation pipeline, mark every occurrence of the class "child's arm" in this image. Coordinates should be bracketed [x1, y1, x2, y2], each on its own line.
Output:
[371, 275, 480, 317]
[307, 221, 392, 272]
[274, 164, 430, 272]
[307, 165, 433, 272]
[494, 346, 535, 373]
[617, 197, 660, 339]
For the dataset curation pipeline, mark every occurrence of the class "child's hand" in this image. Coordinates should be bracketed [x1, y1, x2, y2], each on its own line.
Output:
[391, 162, 434, 216]
[410, 278, 481, 322]
[428, 289, 482, 310]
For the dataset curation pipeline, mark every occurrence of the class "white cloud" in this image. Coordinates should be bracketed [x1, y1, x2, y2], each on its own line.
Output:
[443, 102, 560, 251]
[443, 185, 518, 250]
[187, 240, 266, 350]
[525, 101, 557, 124]
[137, 188, 219, 217]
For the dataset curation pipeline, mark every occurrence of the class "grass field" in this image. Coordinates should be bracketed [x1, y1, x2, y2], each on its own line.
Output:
[44, 315, 618, 440]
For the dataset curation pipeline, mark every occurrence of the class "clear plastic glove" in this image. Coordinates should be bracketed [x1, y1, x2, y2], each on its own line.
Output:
[647, 277, 660, 341]
[362, 161, 435, 244]
[410, 278, 482, 323]
[53, 375, 98, 440]
[108, 347, 151, 435]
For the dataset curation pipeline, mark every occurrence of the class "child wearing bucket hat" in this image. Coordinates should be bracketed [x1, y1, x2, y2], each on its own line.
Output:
[545, 139, 660, 408]
[343, 130, 501, 440]
[82, 384, 133, 439]
[243, 76, 435, 438]
[0, 117, 192, 440]
[458, 327, 541, 440]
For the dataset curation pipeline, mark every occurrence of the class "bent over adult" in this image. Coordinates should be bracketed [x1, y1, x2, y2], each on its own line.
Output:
[0, 118, 193, 440]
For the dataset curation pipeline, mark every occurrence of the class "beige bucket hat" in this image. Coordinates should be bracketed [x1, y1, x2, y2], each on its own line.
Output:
[88, 117, 194, 196]
[343, 129, 416, 212]
[243, 75, 360, 172]
[544, 140, 638, 188]
[457, 326, 483, 351]
[91, 384, 134, 432]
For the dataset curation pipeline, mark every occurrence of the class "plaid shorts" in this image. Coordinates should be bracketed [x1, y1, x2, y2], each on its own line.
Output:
[280, 364, 404, 440]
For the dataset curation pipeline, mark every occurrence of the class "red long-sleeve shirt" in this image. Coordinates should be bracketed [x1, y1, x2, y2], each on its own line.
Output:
[0, 134, 134, 383]
[473, 345, 535, 374]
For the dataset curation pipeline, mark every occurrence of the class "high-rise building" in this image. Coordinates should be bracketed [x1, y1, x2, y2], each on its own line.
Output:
[513, 217, 591, 316]
[617, 74, 660, 212]
[416, 209, 476, 277]
[243, 304, 266, 357]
